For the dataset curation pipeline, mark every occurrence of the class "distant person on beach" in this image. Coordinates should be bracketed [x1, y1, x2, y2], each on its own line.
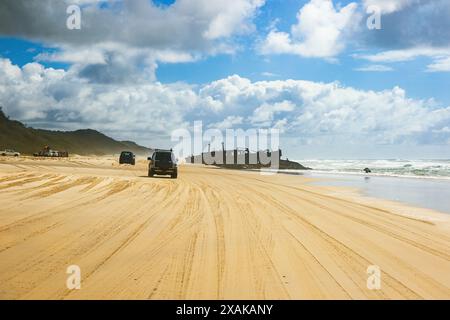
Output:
[364, 168, 372, 173]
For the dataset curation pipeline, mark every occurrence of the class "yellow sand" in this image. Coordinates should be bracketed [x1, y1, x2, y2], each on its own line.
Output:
[0, 156, 449, 299]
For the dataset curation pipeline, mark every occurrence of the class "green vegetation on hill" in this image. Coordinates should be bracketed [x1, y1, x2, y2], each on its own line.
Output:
[0, 109, 152, 156]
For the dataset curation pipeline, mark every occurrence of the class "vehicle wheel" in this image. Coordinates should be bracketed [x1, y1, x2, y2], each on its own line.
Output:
[171, 173, 178, 179]
[148, 170, 154, 177]
[14, 154, 19, 157]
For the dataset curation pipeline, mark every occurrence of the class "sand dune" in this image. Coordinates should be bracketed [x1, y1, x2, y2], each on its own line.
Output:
[0, 156, 449, 299]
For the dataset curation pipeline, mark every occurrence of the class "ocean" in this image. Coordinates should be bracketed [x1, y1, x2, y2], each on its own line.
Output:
[297, 159, 450, 179]
[288, 159, 450, 214]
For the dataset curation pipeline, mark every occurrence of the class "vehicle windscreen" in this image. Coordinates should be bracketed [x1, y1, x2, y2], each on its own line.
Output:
[121, 152, 132, 157]
[154, 152, 172, 161]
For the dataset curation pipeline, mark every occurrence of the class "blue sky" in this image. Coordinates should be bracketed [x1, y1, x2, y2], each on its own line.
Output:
[0, 0, 450, 159]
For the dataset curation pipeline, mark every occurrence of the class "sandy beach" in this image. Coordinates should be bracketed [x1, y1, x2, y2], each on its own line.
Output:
[0, 156, 449, 300]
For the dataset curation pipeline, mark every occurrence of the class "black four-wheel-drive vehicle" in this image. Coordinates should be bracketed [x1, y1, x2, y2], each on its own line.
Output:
[119, 151, 136, 165]
[148, 149, 177, 178]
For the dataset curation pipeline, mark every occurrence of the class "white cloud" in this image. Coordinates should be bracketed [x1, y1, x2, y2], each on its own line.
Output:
[1, 60, 449, 150]
[261, 72, 278, 77]
[363, 0, 419, 14]
[0, 58, 194, 144]
[209, 116, 244, 129]
[354, 64, 394, 72]
[0, 0, 265, 83]
[355, 47, 450, 63]
[426, 56, 450, 72]
[35, 42, 199, 83]
[258, 0, 450, 72]
[250, 101, 295, 124]
[202, 0, 264, 39]
[0, 0, 264, 54]
[259, 0, 360, 58]
[355, 47, 450, 73]
[35, 47, 107, 65]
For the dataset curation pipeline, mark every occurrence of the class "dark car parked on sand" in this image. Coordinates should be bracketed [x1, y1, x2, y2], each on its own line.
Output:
[119, 151, 135, 165]
[148, 149, 177, 178]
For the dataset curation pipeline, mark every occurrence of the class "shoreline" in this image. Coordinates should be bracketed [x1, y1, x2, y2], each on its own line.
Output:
[304, 172, 450, 216]
[210, 165, 450, 216]
[310, 180, 450, 228]
[294, 158, 450, 180]
[305, 169, 450, 180]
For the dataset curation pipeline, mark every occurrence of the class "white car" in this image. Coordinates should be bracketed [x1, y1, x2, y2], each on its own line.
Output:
[1, 149, 20, 157]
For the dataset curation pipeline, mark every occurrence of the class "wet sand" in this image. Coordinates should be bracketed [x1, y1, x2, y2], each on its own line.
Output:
[306, 172, 450, 214]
